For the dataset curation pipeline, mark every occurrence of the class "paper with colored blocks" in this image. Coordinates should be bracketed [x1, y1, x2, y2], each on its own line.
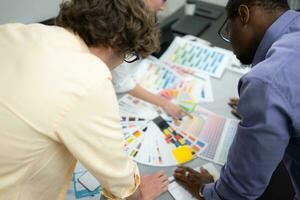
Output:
[172, 146, 193, 164]
[160, 37, 230, 78]
[170, 107, 239, 165]
[133, 57, 213, 103]
[178, 115, 205, 136]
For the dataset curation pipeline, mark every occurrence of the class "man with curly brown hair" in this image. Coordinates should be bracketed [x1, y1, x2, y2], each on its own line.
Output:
[0, 0, 168, 199]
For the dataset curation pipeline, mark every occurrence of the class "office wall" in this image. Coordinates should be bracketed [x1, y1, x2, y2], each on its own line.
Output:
[0, 0, 227, 24]
[0, 0, 61, 24]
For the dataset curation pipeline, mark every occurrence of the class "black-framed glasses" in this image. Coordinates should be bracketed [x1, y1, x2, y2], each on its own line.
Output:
[124, 52, 140, 63]
[218, 17, 230, 43]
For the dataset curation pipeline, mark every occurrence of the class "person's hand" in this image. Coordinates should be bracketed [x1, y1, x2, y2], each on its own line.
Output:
[140, 171, 168, 200]
[161, 100, 188, 121]
[174, 166, 214, 200]
[228, 98, 241, 119]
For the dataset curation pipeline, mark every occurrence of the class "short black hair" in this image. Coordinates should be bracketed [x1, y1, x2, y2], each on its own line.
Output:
[226, 0, 290, 16]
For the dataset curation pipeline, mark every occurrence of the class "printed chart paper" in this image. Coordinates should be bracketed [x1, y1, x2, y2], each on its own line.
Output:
[213, 46, 251, 75]
[133, 58, 214, 102]
[170, 107, 239, 165]
[160, 37, 230, 78]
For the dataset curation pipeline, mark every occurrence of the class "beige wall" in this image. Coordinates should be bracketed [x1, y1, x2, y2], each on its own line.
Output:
[0, 0, 228, 24]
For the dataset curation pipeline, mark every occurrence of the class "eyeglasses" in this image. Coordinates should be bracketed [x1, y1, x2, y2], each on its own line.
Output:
[218, 17, 230, 43]
[124, 52, 140, 63]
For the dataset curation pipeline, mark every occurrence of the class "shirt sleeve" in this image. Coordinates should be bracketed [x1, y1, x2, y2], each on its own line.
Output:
[111, 63, 137, 93]
[204, 77, 291, 200]
[54, 77, 140, 199]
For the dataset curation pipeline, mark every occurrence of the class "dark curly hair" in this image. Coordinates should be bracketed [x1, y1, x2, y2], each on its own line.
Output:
[55, 0, 160, 58]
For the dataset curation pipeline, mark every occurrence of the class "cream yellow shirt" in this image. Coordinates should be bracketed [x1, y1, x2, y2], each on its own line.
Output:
[0, 23, 139, 200]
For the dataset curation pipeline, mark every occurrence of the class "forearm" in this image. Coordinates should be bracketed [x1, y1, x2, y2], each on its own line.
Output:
[129, 85, 167, 108]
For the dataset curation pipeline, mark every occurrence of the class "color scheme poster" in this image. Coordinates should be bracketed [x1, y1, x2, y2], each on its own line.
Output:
[213, 46, 251, 75]
[160, 37, 230, 78]
[169, 107, 239, 165]
[133, 58, 214, 102]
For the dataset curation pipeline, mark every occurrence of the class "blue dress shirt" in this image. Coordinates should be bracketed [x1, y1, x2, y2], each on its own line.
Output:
[204, 10, 300, 200]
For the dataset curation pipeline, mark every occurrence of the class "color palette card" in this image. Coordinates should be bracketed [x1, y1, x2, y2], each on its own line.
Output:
[121, 116, 147, 130]
[133, 57, 214, 102]
[213, 46, 251, 75]
[160, 89, 197, 113]
[124, 116, 207, 167]
[169, 107, 239, 165]
[160, 37, 230, 78]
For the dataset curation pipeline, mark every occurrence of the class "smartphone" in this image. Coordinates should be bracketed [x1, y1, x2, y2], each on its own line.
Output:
[77, 171, 100, 192]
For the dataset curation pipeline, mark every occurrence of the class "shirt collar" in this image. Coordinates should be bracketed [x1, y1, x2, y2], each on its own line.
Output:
[252, 10, 300, 66]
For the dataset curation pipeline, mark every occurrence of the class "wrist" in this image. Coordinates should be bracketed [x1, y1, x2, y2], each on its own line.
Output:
[158, 96, 168, 108]
[199, 184, 205, 200]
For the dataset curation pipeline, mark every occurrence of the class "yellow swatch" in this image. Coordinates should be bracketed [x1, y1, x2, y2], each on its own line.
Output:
[172, 146, 193, 164]
[127, 137, 134, 144]
[133, 131, 142, 138]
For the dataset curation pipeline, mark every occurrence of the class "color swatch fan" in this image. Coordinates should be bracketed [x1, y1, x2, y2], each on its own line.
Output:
[120, 116, 148, 131]
[118, 94, 159, 120]
[123, 116, 207, 166]
[160, 89, 197, 113]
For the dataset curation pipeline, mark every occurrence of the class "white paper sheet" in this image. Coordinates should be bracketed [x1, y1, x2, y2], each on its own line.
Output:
[168, 163, 220, 200]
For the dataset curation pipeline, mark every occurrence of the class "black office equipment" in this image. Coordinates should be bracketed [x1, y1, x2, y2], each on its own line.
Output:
[195, 1, 224, 19]
[171, 15, 210, 36]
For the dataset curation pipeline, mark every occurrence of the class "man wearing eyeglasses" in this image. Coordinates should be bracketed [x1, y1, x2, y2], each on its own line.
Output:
[174, 0, 300, 199]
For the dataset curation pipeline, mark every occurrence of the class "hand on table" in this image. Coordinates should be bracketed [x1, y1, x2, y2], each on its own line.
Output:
[140, 171, 168, 200]
[173, 166, 214, 200]
[228, 98, 241, 119]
